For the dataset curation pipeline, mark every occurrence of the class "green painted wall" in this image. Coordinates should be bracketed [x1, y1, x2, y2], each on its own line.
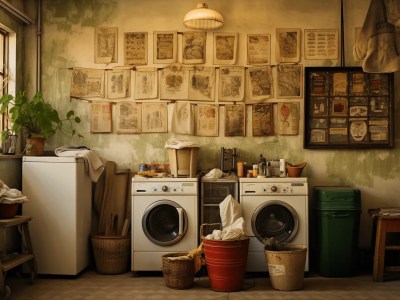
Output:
[20, 0, 400, 248]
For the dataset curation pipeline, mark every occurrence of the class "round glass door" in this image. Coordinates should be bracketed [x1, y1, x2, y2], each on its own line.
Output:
[251, 201, 299, 243]
[142, 200, 188, 246]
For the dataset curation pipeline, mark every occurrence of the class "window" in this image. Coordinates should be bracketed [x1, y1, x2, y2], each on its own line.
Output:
[0, 27, 9, 135]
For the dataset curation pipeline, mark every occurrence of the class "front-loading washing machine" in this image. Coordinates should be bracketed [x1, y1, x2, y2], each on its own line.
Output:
[131, 177, 199, 271]
[240, 177, 309, 272]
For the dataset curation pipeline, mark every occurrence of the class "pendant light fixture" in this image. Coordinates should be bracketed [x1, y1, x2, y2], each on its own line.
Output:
[183, 3, 224, 30]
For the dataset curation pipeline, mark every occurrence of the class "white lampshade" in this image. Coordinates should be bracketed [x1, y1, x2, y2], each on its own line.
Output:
[183, 3, 224, 30]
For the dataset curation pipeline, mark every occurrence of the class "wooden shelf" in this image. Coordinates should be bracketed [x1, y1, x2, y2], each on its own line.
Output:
[1, 254, 34, 272]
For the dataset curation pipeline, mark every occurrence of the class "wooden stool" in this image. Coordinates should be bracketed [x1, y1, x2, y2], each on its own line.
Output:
[369, 209, 400, 282]
[0, 215, 38, 299]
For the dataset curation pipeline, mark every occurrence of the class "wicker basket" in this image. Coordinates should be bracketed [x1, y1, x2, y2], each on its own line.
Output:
[162, 252, 195, 289]
[91, 234, 130, 274]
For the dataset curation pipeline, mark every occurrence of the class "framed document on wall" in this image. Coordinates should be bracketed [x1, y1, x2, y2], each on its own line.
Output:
[304, 67, 394, 149]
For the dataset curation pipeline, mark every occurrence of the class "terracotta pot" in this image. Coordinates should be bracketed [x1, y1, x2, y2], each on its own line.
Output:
[0, 203, 19, 219]
[26, 137, 46, 156]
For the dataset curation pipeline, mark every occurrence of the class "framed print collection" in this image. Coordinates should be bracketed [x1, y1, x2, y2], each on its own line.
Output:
[70, 27, 343, 137]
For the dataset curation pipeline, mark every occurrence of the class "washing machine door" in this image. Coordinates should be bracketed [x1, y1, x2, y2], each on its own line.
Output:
[251, 200, 299, 243]
[142, 199, 188, 246]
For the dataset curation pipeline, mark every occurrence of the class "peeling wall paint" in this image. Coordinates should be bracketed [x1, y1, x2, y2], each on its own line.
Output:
[21, 0, 400, 247]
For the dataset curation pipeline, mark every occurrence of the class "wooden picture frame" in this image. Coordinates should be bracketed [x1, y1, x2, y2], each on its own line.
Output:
[304, 67, 394, 149]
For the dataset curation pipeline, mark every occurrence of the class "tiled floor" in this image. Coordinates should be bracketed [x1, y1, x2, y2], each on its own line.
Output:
[4, 268, 400, 300]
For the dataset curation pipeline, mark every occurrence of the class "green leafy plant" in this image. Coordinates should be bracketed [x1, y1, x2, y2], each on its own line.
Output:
[0, 91, 82, 139]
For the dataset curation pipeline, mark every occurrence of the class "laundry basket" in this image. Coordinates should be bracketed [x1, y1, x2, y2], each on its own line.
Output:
[91, 234, 130, 274]
[162, 252, 195, 289]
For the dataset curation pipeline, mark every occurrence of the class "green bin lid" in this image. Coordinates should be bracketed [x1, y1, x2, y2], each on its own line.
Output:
[313, 186, 361, 210]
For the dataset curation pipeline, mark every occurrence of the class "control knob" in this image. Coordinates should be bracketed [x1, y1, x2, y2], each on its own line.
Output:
[271, 185, 278, 192]
[162, 185, 168, 192]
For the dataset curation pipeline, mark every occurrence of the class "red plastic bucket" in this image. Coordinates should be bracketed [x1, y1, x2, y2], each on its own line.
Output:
[203, 237, 250, 292]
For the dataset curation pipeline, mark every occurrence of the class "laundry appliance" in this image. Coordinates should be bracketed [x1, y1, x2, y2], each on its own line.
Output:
[131, 177, 199, 271]
[240, 177, 309, 272]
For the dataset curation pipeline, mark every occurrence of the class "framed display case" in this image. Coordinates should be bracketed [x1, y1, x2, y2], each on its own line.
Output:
[304, 67, 394, 149]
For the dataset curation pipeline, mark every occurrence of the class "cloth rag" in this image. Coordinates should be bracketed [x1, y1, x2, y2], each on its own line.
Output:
[354, 0, 400, 73]
[0, 180, 28, 204]
[55, 146, 105, 182]
[164, 138, 199, 149]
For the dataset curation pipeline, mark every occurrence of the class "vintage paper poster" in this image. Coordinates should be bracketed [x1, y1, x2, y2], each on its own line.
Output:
[304, 29, 338, 60]
[160, 64, 189, 100]
[134, 67, 158, 100]
[182, 31, 206, 64]
[141, 102, 168, 133]
[277, 64, 302, 98]
[115, 102, 142, 133]
[369, 118, 388, 142]
[153, 31, 177, 64]
[329, 118, 348, 143]
[310, 129, 327, 143]
[350, 72, 368, 95]
[219, 67, 245, 102]
[124, 32, 148, 66]
[246, 66, 273, 102]
[224, 104, 246, 136]
[370, 97, 389, 116]
[94, 27, 117, 64]
[247, 34, 271, 65]
[309, 71, 329, 96]
[349, 118, 368, 143]
[331, 72, 348, 96]
[252, 103, 274, 136]
[196, 104, 219, 137]
[331, 97, 348, 116]
[188, 67, 215, 101]
[171, 102, 194, 135]
[214, 32, 238, 65]
[90, 102, 112, 133]
[70, 68, 105, 98]
[107, 68, 131, 99]
[277, 102, 300, 135]
[276, 28, 301, 63]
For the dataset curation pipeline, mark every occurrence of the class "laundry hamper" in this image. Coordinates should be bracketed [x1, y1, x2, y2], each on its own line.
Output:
[91, 234, 130, 274]
[162, 252, 195, 289]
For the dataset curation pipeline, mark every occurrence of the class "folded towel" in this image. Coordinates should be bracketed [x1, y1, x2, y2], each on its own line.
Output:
[55, 146, 105, 182]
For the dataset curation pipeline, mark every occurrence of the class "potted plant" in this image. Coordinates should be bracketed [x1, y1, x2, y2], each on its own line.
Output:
[0, 91, 82, 155]
[1, 129, 17, 154]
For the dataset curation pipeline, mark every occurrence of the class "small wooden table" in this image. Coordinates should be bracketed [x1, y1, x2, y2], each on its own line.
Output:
[369, 209, 400, 282]
[0, 215, 37, 299]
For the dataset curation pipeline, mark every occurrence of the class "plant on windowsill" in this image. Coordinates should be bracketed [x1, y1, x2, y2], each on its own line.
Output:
[1, 129, 17, 155]
[0, 91, 82, 156]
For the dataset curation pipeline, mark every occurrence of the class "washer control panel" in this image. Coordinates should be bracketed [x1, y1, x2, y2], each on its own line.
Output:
[241, 181, 308, 195]
[133, 181, 198, 195]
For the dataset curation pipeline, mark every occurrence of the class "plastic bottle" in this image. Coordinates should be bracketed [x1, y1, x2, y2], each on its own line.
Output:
[258, 154, 266, 177]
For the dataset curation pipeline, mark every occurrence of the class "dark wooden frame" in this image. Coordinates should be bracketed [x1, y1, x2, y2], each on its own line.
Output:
[304, 67, 394, 149]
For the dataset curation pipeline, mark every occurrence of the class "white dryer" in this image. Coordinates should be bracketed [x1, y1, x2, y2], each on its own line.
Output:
[131, 177, 199, 271]
[240, 177, 309, 272]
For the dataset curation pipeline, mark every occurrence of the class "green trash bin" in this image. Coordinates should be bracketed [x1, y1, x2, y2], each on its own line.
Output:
[313, 187, 361, 277]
